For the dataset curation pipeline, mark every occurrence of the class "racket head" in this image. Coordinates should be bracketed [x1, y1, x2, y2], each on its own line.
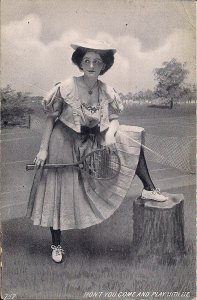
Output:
[82, 148, 121, 180]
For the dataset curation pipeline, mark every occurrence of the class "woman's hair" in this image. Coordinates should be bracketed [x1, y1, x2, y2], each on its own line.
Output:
[71, 47, 115, 75]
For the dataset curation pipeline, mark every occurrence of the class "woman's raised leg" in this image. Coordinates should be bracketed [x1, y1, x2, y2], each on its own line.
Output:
[135, 148, 155, 191]
[136, 148, 168, 202]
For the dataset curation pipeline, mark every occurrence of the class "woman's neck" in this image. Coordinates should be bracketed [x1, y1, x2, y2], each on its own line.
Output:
[83, 75, 98, 88]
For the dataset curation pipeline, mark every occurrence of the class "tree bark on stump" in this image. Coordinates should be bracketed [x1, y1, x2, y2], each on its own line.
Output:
[133, 193, 185, 257]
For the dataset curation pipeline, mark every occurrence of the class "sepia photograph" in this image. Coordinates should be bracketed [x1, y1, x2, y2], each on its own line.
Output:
[1, 0, 196, 299]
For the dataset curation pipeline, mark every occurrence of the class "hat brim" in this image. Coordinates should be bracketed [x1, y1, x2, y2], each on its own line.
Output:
[71, 42, 116, 54]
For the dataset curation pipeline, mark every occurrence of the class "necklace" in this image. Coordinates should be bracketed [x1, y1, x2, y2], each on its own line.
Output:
[83, 78, 98, 95]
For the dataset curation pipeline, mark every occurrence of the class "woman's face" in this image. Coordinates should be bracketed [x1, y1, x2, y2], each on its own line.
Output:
[80, 51, 105, 78]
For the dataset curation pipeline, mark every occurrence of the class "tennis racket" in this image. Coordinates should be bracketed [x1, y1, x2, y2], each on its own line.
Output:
[26, 148, 121, 180]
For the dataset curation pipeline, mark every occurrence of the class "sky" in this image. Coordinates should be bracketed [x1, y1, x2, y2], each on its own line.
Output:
[1, 0, 196, 95]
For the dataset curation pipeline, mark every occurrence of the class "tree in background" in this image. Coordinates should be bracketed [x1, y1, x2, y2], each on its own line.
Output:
[153, 58, 189, 108]
[1, 85, 32, 110]
[1, 84, 16, 105]
[191, 84, 196, 102]
[1, 84, 35, 127]
[143, 89, 155, 103]
[180, 84, 194, 104]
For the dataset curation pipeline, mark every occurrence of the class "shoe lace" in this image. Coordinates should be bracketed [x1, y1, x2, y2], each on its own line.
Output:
[51, 245, 65, 255]
[152, 188, 161, 195]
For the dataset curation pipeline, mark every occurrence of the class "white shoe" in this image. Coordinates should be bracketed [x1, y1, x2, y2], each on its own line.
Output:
[51, 245, 64, 263]
[141, 188, 168, 202]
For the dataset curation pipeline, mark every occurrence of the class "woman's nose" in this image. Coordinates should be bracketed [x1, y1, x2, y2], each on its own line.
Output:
[89, 61, 94, 68]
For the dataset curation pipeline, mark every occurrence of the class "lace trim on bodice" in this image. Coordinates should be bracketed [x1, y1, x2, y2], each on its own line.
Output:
[74, 78, 101, 126]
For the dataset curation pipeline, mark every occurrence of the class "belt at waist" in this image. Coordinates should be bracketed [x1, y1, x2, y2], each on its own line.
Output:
[80, 125, 100, 135]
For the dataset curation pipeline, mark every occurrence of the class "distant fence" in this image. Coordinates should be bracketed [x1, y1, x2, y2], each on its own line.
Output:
[1, 112, 31, 128]
[122, 100, 196, 105]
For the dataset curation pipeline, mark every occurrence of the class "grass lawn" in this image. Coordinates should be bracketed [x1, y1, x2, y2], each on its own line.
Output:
[2, 186, 196, 300]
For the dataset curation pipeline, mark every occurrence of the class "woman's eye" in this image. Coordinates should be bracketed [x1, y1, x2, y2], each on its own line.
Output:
[82, 59, 102, 66]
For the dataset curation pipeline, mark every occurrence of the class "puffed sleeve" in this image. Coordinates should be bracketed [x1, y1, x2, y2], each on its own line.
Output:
[107, 87, 124, 121]
[42, 83, 64, 118]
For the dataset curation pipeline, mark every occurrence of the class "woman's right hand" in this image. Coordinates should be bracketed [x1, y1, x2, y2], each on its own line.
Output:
[34, 149, 48, 168]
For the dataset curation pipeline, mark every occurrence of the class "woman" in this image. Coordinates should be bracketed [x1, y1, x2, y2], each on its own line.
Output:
[26, 39, 168, 263]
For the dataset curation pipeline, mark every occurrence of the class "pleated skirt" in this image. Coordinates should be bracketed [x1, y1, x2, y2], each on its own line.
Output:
[26, 121, 144, 230]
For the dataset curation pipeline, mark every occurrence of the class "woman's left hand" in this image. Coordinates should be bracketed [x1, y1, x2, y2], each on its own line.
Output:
[105, 131, 116, 149]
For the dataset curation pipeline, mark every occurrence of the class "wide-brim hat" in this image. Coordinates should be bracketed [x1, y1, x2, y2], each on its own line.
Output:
[71, 39, 116, 54]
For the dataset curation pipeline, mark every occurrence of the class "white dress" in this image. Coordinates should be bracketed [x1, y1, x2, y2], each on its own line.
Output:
[26, 77, 144, 230]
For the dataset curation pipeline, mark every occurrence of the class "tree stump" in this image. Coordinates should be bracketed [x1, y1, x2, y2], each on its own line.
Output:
[133, 193, 185, 257]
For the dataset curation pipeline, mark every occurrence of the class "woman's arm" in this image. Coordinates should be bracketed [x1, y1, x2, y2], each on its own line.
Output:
[105, 119, 119, 147]
[34, 115, 56, 167]
[107, 119, 119, 135]
[40, 115, 57, 150]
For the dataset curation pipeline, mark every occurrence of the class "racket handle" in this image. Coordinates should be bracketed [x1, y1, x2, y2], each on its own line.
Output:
[26, 163, 79, 170]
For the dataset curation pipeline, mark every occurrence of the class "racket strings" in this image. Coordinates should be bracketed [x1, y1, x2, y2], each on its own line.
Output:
[84, 149, 121, 179]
